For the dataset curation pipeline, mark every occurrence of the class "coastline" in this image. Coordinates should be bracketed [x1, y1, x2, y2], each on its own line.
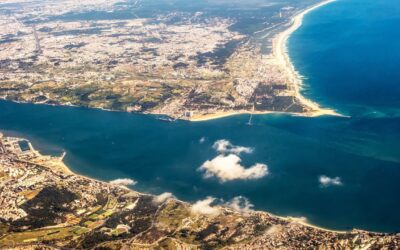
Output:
[0, 132, 352, 234]
[188, 0, 340, 122]
[273, 0, 338, 116]
[0, 1, 341, 124]
[188, 109, 332, 122]
[3, 135, 399, 248]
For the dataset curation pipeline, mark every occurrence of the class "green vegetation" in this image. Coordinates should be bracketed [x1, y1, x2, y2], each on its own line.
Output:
[0, 226, 86, 247]
[156, 202, 190, 231]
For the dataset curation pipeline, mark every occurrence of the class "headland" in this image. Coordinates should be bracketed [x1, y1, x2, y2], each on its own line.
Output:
[0, 0, 340, 122]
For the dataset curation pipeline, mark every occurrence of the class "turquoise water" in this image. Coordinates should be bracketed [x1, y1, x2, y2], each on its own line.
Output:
[1, 0, 400, 232]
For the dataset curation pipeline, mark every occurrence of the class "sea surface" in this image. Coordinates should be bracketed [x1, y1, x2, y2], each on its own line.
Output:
[1, 0, 400, 232]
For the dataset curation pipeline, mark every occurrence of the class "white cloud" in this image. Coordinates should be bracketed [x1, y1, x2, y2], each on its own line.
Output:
[224, 196, 254, 214]
[319, 175, 343, 187]
[153, 192, 175, 204]
[109, 178, 137, 186]
[213, 139, 253, 155]
[199, 154, 268, 182]
[199, 137, 206, 143]
[191, 197, 220, 216]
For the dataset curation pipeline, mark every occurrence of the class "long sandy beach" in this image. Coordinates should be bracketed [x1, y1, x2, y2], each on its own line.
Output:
[272, 0, 338, 116]
[190, 0, 339, 122]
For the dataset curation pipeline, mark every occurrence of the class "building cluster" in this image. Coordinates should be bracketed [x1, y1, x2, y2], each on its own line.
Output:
[0, 0, 313, 121]
[0, 0, 126, 21]
[0, 135, 127, 222]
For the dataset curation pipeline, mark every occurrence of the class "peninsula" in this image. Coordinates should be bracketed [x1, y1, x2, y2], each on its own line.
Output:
[0, 0, 338, 121]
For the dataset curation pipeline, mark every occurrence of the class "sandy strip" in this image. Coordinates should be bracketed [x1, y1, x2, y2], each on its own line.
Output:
[273, 0, 338, 116]
[189, 0, 340, 122]
[189, 110, 318, 122]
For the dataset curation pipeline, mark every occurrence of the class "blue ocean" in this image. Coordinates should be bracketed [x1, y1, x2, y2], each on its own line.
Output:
[1, 0, 400, 232]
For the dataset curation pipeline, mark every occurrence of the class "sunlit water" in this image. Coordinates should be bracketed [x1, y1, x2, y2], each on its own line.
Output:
[1, 0, 400, 232]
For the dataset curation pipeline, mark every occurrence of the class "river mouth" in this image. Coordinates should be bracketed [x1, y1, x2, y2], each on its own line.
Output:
[2, 0, 400, 233]
[1, 98, 400, 233]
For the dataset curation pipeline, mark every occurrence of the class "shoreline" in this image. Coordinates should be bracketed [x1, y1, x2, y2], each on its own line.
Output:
[1, 131, 357, 234]
[188, 0, 340, 122]
[188, 109, 340, 122]
[273, 0, 338, 115]
[3, 137, 400, 248]
[0, 0, 341, 124]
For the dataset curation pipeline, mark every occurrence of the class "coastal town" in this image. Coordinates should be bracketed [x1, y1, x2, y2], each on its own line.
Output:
[0, 0, 336, 121]
[1, 132, 400, 249]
